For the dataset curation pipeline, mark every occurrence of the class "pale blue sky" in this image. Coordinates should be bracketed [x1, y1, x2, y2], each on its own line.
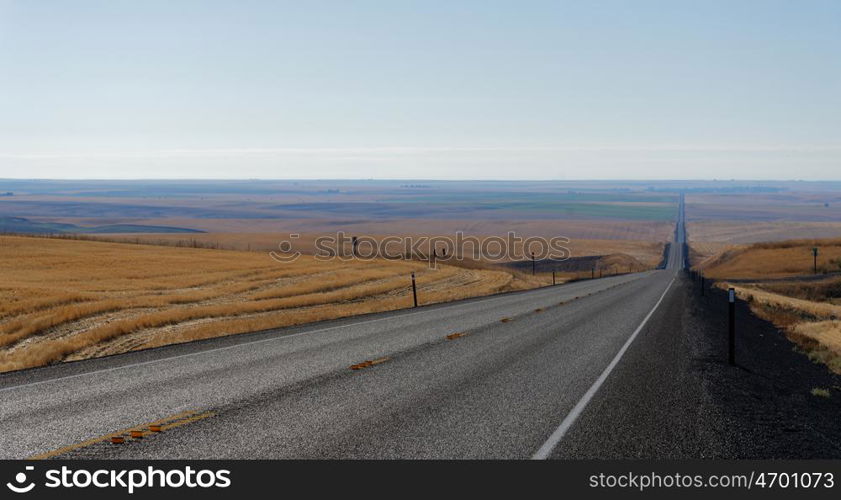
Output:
[1, 0, 839, 179]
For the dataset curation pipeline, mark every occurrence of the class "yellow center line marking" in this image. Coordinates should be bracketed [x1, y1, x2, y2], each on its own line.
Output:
[28, 409, 209, 460]
[349, 356, 391, 370]
[159, 411, 215, 431]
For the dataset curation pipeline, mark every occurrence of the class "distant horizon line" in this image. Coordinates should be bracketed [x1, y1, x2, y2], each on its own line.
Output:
[2, 178, 841, 183]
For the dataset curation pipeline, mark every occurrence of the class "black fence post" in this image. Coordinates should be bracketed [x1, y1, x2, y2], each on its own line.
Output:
[411, 272, 418, 308]
[591, 267, 595, 279]
[729, 287, 736, 366]
[552, 271, 556, 286]
[531, 252, 536, 275]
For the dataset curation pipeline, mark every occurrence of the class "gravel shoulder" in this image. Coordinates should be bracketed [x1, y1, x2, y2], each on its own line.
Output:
[553, 272, 841, 459]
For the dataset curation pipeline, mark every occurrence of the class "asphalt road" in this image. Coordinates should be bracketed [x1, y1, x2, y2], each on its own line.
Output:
[1, 200, 687, 459]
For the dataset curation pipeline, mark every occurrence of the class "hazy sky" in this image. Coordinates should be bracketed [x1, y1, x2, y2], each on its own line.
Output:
[1, 0, 839, 180]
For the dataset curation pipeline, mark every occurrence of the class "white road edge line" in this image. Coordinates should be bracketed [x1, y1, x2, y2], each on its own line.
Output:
[0, 273, 646, 394]
[531, 276, 676, 460]
[0, 306, 433, 394]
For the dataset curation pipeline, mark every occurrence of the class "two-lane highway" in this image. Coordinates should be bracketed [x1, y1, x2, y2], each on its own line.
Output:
[0, 201, 686, 459]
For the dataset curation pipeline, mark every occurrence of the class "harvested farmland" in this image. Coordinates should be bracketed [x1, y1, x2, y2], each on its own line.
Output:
[0, 235, 519, 373]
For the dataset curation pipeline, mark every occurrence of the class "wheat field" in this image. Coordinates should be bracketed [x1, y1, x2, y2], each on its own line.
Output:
[0, 235, 526, 373]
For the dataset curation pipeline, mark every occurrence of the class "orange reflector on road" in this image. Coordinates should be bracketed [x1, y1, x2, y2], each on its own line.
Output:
[111, 436, 125, 444]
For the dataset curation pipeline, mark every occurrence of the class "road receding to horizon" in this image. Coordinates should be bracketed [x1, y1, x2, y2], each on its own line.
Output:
[3, 195, 841, 459]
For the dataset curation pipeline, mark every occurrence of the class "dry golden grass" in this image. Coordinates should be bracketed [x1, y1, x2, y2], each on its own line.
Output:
[722, 284, 841, 374]
[727, 285, 841, 322]
[686, 241, 737, 268]
[0, 229, 663, 373]
[704, 237, 841, 374]
[699, 238, 841, 280]
[791, 321, 841, 373]
[0, 235, 525, 373]
[758, 277, 841, 305]
[596, 253, 649, 273]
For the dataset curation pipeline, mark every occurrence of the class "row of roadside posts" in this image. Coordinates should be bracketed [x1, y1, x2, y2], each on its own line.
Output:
[408, 267, 565, 309]
[409, 264, 604, 310]
[689, 269, 736, 366]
